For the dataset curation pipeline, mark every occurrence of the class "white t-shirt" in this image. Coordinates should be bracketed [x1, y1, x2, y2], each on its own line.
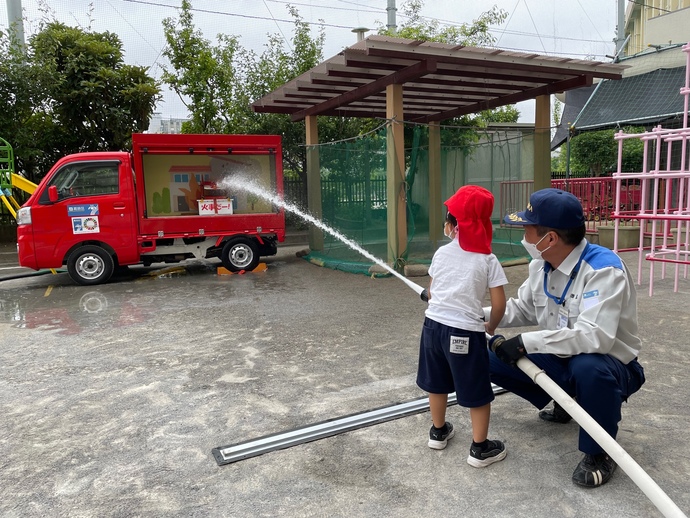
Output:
[425, 239, 508, 332]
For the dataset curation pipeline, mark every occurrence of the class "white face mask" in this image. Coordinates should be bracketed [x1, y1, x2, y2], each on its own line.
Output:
[521, 233, 551, 260]
[443, 223, 456, 239]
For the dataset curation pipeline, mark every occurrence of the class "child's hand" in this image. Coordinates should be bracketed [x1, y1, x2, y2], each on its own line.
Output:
[485, 322, 495, 336]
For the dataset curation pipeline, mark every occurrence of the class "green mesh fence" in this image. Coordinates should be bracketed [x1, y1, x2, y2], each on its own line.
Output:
[299, 121, 533, 275]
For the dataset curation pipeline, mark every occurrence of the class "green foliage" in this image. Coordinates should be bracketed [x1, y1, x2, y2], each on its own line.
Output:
[0, 21, 160, 180]
[0, 27, 51, 180]
[569, 127, 645, 175]
[317, 126, 387, 182]
[31, 22, 161, 152]
[480, 106, 520, 124]
[377, 1, 517, 153]
[162, 0, 240, 133]
[377, 0, 507, 47]
[551, 146, 566, 172]
[570, 130, 615, 175]
[162, 1, 326, 179]
[239, 7, 326, 178]
[552, 98, 563, 128]
[619, 127, 645, 172]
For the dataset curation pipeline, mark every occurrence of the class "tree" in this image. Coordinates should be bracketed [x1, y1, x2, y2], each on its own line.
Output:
[377, 1, 518, 151]
[0, 22, 161, 181]
[238, 6, 326, 178]
[31, 23, 161, 154]
[0, 27, 49, 181]
[162, 1, 241, 133]
[569, 127, 645, 176]
[162, 1, 325, 180]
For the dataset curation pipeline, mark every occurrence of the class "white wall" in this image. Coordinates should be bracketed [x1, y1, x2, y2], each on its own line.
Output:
[647, 7, 690, 46]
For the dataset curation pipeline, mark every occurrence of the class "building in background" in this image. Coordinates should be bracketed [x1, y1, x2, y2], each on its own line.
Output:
[625, 0, 690, 55]
[147, 113, 188, 134]
[551, 3, 690, 152]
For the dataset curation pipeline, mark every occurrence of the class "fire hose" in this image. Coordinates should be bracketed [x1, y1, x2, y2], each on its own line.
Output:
[0, 269, 64, 282]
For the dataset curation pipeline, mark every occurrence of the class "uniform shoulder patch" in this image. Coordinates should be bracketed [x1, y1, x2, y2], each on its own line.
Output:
[583, 244, 622, 270]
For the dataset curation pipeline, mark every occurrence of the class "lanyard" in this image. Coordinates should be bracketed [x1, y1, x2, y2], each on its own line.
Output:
[543, 243, 589, 306]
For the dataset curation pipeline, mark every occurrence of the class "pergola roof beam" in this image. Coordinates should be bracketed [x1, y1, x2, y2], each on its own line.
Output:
[362, 38, 625, 79]
[420, 74, 594, 123]
[290, 59, 438, 122]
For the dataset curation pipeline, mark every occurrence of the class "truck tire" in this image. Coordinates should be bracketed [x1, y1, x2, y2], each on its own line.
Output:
[67, 245, 115, 285]
[221, 237, 260, 272]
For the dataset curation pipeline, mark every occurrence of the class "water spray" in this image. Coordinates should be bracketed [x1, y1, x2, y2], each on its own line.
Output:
[220, 176, 429, 300]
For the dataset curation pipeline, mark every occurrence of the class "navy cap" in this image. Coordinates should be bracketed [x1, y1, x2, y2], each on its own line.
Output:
[504, 188, 585, 229]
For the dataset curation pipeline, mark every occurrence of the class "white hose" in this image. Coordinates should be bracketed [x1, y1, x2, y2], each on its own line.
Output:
[516, 357, 686, 518]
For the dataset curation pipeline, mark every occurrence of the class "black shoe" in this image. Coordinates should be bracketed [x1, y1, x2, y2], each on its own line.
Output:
[539, 401, 572, 424]
[466, 439, 507, 468]
[428, 422, 455, 450]
[572, 452, 617, 487]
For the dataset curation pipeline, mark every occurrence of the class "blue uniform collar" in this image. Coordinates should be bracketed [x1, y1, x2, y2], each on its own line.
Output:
[545, 239, 588, 277]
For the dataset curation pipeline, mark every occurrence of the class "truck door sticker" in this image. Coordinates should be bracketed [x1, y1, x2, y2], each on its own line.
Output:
[68, 204, 99, 216]
[72, 216, 100, 234]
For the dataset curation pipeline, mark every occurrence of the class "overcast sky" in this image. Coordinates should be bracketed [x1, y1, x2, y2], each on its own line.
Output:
[1, 0, 622, 122]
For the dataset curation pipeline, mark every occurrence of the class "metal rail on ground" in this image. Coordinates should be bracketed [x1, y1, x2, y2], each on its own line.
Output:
[212, 384, 506, 466]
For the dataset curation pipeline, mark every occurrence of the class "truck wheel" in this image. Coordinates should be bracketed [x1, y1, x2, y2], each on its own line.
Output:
[221, 238, 260, 272]
[67, 246, 115, 285]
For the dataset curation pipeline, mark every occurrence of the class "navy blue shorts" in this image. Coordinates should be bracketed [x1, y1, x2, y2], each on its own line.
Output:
[416, 317, 495, 408]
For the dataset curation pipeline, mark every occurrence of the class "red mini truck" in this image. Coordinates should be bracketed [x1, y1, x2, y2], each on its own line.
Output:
[16, 134, 285, 285]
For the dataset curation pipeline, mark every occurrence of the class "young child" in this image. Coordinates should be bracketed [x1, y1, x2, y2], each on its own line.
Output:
[416, 184, 508, 468]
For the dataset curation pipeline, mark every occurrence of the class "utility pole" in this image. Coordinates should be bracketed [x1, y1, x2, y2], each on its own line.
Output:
[7, 0, 25, 47]
[387, 0, 397, 34]
[614, 0, 626, 57]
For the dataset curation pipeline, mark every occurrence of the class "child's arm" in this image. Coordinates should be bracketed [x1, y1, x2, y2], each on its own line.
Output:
[485, 285, 506, 336]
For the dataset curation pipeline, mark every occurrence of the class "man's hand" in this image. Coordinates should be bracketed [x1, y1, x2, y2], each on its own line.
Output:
[489, 335, 526, 365]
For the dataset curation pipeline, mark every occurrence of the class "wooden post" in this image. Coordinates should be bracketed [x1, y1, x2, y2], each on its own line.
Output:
[428, 121, 442, 249]
[386, 83, 407, 268]
[534, 94, 551, 191]
[305, 115, 324, 251]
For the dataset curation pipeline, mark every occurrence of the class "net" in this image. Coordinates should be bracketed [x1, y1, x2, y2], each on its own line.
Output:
[290, 120, 533, 275]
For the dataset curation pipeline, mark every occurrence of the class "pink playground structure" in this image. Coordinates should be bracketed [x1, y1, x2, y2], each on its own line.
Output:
[612, 42, 690, 296]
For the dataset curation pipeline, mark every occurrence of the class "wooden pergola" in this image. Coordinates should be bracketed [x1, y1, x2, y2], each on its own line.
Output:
[253, 35, 626, 266]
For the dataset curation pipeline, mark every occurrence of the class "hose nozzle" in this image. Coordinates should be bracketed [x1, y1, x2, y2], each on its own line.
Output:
[420, 289, 429, 303]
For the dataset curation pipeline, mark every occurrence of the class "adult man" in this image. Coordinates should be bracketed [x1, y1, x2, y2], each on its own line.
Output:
[486, 188, 645, 488]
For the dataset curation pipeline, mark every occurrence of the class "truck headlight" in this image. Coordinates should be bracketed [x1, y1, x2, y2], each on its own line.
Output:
[16, 207, 32, 226]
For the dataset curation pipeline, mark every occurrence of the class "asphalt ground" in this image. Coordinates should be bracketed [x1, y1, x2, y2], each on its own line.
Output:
[0, 240, 688, 517]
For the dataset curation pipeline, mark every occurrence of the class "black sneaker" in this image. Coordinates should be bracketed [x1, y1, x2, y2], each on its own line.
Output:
[467, 439, 507, 468]
[539, 401, 572, 424]
[428, 422, 455, 450]
[572, 452, 617, 487]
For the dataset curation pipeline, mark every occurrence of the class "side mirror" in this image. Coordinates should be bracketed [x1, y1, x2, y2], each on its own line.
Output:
[48, 185, 58, 203]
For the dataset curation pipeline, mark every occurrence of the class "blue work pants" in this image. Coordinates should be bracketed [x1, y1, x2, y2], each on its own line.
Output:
[489, 351, 645, 455]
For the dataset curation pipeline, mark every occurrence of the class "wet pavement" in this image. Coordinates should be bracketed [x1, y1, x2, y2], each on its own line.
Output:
[0, 241, 689, 517]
